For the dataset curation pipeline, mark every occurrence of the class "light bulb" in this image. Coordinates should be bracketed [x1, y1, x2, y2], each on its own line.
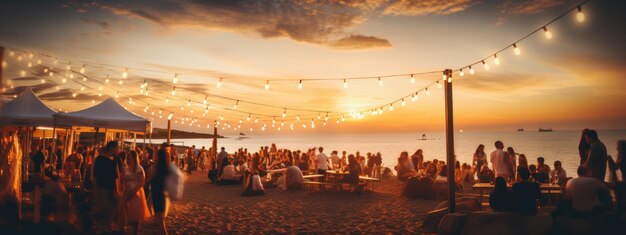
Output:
[20, 70, 26, 77]
[62, 78, 67, 83]
[494, 55, 500, 65]
[233, 100, 239, 109]
[28, 62, 32, 68]
[187, 100, 191, 107]
[469, 66, 475, 75]
[576, 6, 585, 23]
[442, 74, 447, 81]
[401, 99, 406, 106]
[69, 74, 74, 79]
[165, 97, 169, 103]
[412, 94, 418, 102]
[49, 72, 54, 77]
[247, 115, 251, 121]
[298, 80, 303, 90]
[173, 73, 178, 84]
[543, 27, 552, 39]
[9, 50, 14, 57]
[437, 82, 442, 89]
[98, 92, 102, 97]
[378, 77, 383, 87]
[171, 87, 176, 96]
[80, 65, 86, 73]
[119, 80, 124, 85]
[216, 78, 222, 88]
[82, 77, 86, 81]
[91, 100, 95, 104]
[282, 110, 286, 118]
[410, 75, 415, 84]
[265, 80, 270, 90]
[55, 86, 60, 90]
[203, 96, 208, 104]
[426, 88, 431, 96]
[72, 93, 77, 98]
[105, 78, 110, 83]
[80, 86, 85, 91]
[122, 68, 128, 79]
[459, 69, 464, 77]
[296, 115, 300, 121]
[41, 79, 46, 84]
[482, 61, 490, 70]
[513, 44, 521, 55]
[343, 79, 348, 89]
[37, 59, 42, 65]
[254, 117, 258, 123]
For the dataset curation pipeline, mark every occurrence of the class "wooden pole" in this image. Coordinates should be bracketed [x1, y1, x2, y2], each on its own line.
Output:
[212, 121, 217, 169]
[0, 46, 4, 92]
[166, 119, 171, 144]
[444, 69, 456, 213]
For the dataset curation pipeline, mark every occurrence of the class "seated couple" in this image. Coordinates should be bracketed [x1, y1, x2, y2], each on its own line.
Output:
[217, 158, 243, 185]
[274, 162, 304, 190]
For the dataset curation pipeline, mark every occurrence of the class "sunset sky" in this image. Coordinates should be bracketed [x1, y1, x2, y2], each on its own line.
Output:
[0, 0, 625, 134]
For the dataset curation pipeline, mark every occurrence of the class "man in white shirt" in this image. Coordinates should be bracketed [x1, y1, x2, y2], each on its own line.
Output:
[316, 147, 329, 180]
[490, 141, 513, 180]
[329, 151, 341, 169]
[565, 166, 610, 214]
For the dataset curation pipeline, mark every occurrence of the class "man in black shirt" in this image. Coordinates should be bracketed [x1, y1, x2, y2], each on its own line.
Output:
[31, 147, 45, 180]
[92, 141, 121, 232]
[512, 167, 541, 215]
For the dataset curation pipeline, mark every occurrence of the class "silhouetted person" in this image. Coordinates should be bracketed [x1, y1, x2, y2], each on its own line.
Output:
[512, 167, 541, 215]
[578, 128, 592, 165]
[583, 129, 607, 181]
[490, 177, 514, 212]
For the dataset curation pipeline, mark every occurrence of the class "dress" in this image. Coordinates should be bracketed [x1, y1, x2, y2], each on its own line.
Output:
[124, 165, 150, 221]
[151, 164, 168, 213]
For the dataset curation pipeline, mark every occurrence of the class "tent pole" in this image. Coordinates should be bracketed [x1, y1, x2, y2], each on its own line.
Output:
[212, 121, 217, 170]
[0, 46, 4, 92]
[167, 119, 171, 144]
[444, 69, 456, 213]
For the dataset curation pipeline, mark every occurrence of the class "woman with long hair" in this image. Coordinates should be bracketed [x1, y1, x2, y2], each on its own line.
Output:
[342, 154, 361, 184]
[578, 129, 592, 165]
[507, 147, 517, 178]
[395, 152, 417, 181]
[146, 147, 170, 235]
[473, 144, 487, 172]
[124, 151, 150, 235]
[411, 149, 424, 172]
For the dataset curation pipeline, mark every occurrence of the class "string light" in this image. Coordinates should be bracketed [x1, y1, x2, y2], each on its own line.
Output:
[425, 88, 431, 96]
[247, 114, 251, 121]
[119, 80, 123, 85]
[576, 6, 585, 23]
[412, 93, 418, 102]
[27, 62, 32, 68]
[437, 81, 442, 89]
[265, 80, 270, 90]
[282, 109, 287, 118]
[513, 43, 521, 56]
[20, 70, 26, 77]
[482, 60, 490, 70]
[298, 80, 303, 90]
[296, 115, 300, 121]
[216, 78, 223, 88]
[401, 99, 406, 106]
[173, 73, 178, 84]
[493, 54, 500, 65]
[389, 104, 394, 111]
[122, 68, 128, 79]
[343, 79, 348, 89]
[543, 27, 553, 39]
[254, 117, 258, 123]
[410, 74, 415, 84]
[187, 100, 191, 107]
[9, 50, 14, 57]
[171, 86, 176, 96]
[72, 93, 77, 98]
[80, 64, 86, 74]
[459, 69, 464, 77]
[469, 66, 475, 75]
[233, 100, 239, 109]
[378, 77, 383, 87]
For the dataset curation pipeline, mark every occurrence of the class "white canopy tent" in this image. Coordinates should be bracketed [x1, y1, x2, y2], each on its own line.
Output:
[0, 88, 57, 127]
[54, 98, 149, 133]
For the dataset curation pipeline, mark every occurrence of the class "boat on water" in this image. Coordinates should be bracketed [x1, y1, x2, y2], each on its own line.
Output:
[418, 134, 427, 141]
[538, 128, 553, 132]
[517, 128, 525, 131]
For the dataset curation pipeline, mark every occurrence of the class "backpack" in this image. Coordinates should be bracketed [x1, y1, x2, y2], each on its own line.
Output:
[166, 163, 186, 201]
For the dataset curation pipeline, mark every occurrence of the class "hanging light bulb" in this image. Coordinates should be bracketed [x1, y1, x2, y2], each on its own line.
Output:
[187, 100, 191, 107]
[62, 78, 67, 83]
[317, 113, 321, 120]
[66, 63, 71, 70]
[20, 70, 26, 77]
[216, 78, 223, 88]
[576, 6, 585, 23]
[119, 80, 124, 85]
[80, 86, 85, 91]
[55, 86, 60, 90]
[459, 69, 464, 77]
[9, 50, 14, 57]
[343, 79, 348, 89]
[401, 99, 406, 106]
[298, 80, 303, 90]
[98, 92, 102, 97]
[80, 64, 86, 73]
[513, 43, 521, 55]
[37, 59, 42, 65]
[72, 93, 77, 98]
[426, 88, 431, 96]
[105, 76, 110, 83]
[482, 61, 490, 70]
[203, 96, 208, 105]
[378, 108, 384, 115]
[247, 114, 251, 121]
[27, 62, 32, 68]
[122, 68, 128, 79]
[282, 109, 287, 118]
[543, 26, 553, 39]
[17, 55, 22, 61]
[494, 54, 500, 65]
[165, 97, 169, 103]
[115, 91, 120, 98]
[412, 93, 418, 102]
[254, 117, 258, 123]
[41, 78, 46, 84]
[410, 74, 415, 84]
[173, 73, 178, 84]
[49, 71, 54, 77]
[296, 115, 300, 121]
[469, 66, 475, 75]
[233, 100, 239, 109]
[171, 86, 176, 96]
[81, 76, 86, 81]
[378, 77, 383, 87]
[341, 114, 345, 122]
[437, 81, 442, 89]
[91, 99, 95, 104]
[69, 73, 74, 79]
[389, 104, 394, 111]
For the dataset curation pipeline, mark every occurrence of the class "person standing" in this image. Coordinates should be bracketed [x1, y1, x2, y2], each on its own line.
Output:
[124, 151, 150, 235]
[316, 147, 329, 180]
[506, 147, 517, 178]
[578, 129, 592, 165]
[146, 145, 171, 235]
[92, 141, 121, 233]
[490, 141, 513, 180]
[217, 147, 229, 177]
[583, 129, 608, 181]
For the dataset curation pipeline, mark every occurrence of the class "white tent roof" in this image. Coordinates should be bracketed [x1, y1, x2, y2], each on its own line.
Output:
[54, 98, 149, 132]
[0, 88, 57, 127]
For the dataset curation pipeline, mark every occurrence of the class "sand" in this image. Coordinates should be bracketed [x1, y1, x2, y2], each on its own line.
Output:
[138, 171, 441, 234]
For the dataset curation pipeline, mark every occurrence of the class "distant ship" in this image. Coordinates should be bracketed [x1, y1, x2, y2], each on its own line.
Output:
[538, 128, 553, 132]
[418, 134, 427, 140]
[517, 128, 525, 132]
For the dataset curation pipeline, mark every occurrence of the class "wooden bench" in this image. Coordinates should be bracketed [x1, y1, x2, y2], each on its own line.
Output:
[302, 181, 338, 191]
[359, 176, 380, 190]
[302, 174, 324, 181]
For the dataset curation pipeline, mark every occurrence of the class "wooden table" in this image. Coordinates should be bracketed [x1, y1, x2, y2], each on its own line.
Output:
[473, 182, 562, 203]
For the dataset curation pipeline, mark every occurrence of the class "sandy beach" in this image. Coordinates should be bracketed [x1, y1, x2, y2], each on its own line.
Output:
[139, 171, 440, 234]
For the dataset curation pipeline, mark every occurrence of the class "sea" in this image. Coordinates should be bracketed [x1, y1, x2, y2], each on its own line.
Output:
[153, 129, 626, 178]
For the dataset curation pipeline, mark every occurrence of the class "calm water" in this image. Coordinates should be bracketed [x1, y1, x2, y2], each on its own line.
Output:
[154, 129, 625, 177]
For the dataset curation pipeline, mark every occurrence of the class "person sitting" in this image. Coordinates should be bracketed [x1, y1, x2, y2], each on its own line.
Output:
[241, 170, 265, 196]
[218, 158, 242, 185]
[477, 164, 495, 183]
[395, 152, 417, 181]
[275, 161, 304, 190]
[490, 177, 515, 212]
[550, 160, 568, 186]
[425, 161, 438, 179]
[564, 166, 611, 216]
[512, 167, 541, 215]
[529, 164, 548, 183]
[537, 157, 551, 175]
[342, 154, 362, 184]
